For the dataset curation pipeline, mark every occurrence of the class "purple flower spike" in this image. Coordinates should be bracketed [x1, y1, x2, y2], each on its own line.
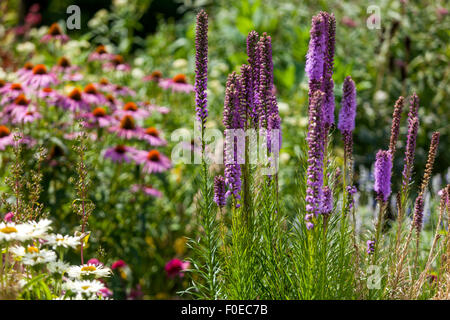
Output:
[305, 90, 325, 224]
[366, 240, 375, 254]
[412, 195, 424, 234]
[257, 33, 274, 128]
[338, 76, 357, 134]
[305, 14, 327, 83]
[321, 186, 333, 215]
[214, 175, 227, 208]
[374, 150, 392, 203]
[401, 116, 419, 188]
[194, 10, 208, 129]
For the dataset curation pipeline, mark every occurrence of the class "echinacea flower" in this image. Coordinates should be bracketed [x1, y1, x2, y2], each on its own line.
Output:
[88, 45, 115, 62]
[82, 84, 107, 105]
[143, 70, 163, 83]
[58, 88, 90, 113]
[38, 87, 61, 102]
[131, 184, 163, 198]
[81, 107, 115, 128]
[12, 106, 42, 124]
[0, 83, 28, 104]
[133, 149, 172, 174]
[41, 23, 69, 43]
[52, 56, 83, 81]
[139, 101, 170, 114]
[2, 93, 34, 122]
[114, 102, 149, 119]
[112, 84, 136, 97]
[108, 115, 141, 139]
[68, 264, 111, 279]
[96, 78, 115, 92]
[164, 258, 190, 278]
[24, 64, 58, 89]
[103, 145, 136, 163]
[159, 74, 194, 93]
[103, 55, 130, 72]
[0, 125, 15, 150]
[16, 62, 34, 81]
[138, 127, 167, 146]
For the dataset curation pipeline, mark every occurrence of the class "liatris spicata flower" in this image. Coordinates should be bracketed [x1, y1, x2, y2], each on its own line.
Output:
[366, 240, 375, 254]
[194, 9, 209, 130]
[338, 76, 357, 158]
[306, 14, 327, 88]
[246, 31, 260, 125]
[418, 132, 440, 196]
[412, 195, 425, 234]
[401, 116, 419, 188]
[388, 96, 405, 155]
[257, 33, 274, 128]
[374, 150, 392, 203]
[322, 13, 336, 128]
[213, 175, 227, 208]
[223, 73, 244, 204]
[305, 91, 325, 228]
[321, 186, 333, 215]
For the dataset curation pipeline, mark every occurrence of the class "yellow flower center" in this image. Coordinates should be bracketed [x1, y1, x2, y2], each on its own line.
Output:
[81, 265, 97, 272]
[81, 285, 90, 290]
[0, 226, 17, 234]
[27, 246, 39, 254]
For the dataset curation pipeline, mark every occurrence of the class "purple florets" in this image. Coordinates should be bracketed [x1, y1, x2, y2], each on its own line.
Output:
[213, 175, 227, 208]
[321, 186, 333, 215]
[338, 76, 357, 133]
[194, 10, 208, 128]
[374, 150, 392, 203]
[366, 240, 375, 254]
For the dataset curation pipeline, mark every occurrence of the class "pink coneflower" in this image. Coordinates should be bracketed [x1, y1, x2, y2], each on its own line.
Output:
[138, 127, 167, 146]
[16, 62, 34, 81]
[81, 107, 115, 128]
[103, 145, 136, 163]
[88, 45, 115, 62]
[112, 84, 135, 97]
[103, 55, 131, 72]
[38, 87, 61, 102]
[114, 102, 149, 119]
[96, 78, 115, 92]
[24, 64, 58, 89]
[12, 106, 42, 124]
[0, 126, 15, 150]
[82, 84, 106, 105]
[41, 23, 69, 43]
[108, 115, 141, 139]
[159, 74, 194, 93]
[58, 88, 90, 113]
[131, 184, 163, 198]
[2, 94, 34, 123]
[104, 93, 120, 110]
[133, 149, 172, 174]
[164, 259, 190, 278]
[342, 16, 357, 28]
[139, 101, 170, 114]
[111, 260, 127, 270]
[99, 287, 113, 298]
[52, 57, 83, 82]
[143, 70, 163, 83]
[0, 83, 28, 104]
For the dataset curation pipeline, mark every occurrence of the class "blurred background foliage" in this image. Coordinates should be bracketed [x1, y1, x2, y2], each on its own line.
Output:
[0, 0, 448, 298]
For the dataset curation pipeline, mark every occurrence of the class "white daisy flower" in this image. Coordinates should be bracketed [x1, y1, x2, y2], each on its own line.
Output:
[25, 219, 52, 239]
[45, 234, 80, 249]
[63, 279, 105, 296]
[0, 222, 33, 242]
[10, 244, 57, 265]
[47, 260, 70, 274]
[67, 264, 111, 279]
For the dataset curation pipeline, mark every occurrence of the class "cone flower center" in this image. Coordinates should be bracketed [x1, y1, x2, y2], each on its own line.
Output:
[172, 74, 187, 84]
[48, 23, 63, 35]
[93, 107, 107, 117]
[114, 145, 126, 154]
[68, 88, 82, 101]
[123, 102, 138, 112]
[57, 57, 71, 68]
[32, 64, 47, 75]
[120, 115, 135, 130]
[84, 84, 97, 94]
[147, 150, 160, 162]
[11, 83, 23, 91]
[14, 94, 29, 106]
[145, 127, 159, 137]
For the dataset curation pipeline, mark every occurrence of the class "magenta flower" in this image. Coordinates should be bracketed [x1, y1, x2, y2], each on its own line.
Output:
[52, 57, 83, 82]
[0, 83, 28, 104]
[112, 84, 136, 97]
[140, 102, 170, 114]
[41, 23, 69, 43]
[24, 64, 58, 89]
[130, 184, 163, 198]
[96, 78, 115, 93]
[159, 74, 194, 93]
[12, 106, 42, 124]
[103, 145, 136, 163]
[80, 107, 116, 128]
[213, 175, 226, 207]
[111, 259, 127, 270]
[37, 87, 61, 102]
[16, 62, 34, 82]
[108, 115, 142, 140]
[164, 258, 190, 278]
[374, 150, 392, 203]
[82, 84, 107, 105]
[2, 94, 35, 123]
[194, 9, 209, 129]
[58, 88, 90, 113]
[143, 70, 163, 83]
[87, 258, 104, 266]
[114, 102, 149, 120]
[103, 55, 131, 72]
[138, 127, 167, 146]
[133, 149, 172, 174]
[88, 45, 115, 62]
[366, 240, 375, 254]
[4, 212, 15, 222]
